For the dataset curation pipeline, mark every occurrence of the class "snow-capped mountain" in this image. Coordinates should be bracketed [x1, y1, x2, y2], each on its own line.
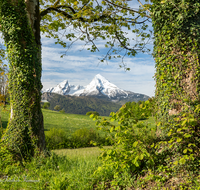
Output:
[43, 74, 150, 102]
[72, 74, 128, 99]
[44, 80, 84, 95]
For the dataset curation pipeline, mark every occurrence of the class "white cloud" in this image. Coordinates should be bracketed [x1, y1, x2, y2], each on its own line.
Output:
[41, 40, 156, 97]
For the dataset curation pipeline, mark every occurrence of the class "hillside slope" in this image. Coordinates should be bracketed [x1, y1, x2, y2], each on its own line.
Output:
[42, 92, 121, 116]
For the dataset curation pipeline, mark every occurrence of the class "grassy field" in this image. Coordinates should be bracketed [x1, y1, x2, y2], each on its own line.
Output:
[0, 148, 105, 190]
[0, 105, 162, 190]
[1, 105, 199, 189]
[53, 146, 111, 158]
[0, 106, 101, 132]
[0, 106, 156, 134]
[43, 109, 102, 133]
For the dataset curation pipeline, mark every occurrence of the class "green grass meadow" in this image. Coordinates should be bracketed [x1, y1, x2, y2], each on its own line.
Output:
[0, 148, 104, 190]
[0, 106, 116, 132]
[2, 106, 197, 190]
[0, 106, 156, 135]
[0, 106, 158, 189]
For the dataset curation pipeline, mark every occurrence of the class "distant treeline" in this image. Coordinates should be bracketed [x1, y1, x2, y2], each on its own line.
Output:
[42, 92, 122, 116]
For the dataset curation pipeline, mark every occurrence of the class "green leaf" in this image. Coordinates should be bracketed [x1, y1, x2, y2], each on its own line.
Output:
[167, 131, 171, 136]
[179, 157, 186, 165]
[181, 119, 187, 126]
[177, 138, 182, 143]
[184, 134, 191, 138]
[174, 160, 179, 165]
[133, 141, 138, 147]
[177, 128, 182, 132]
[139, 154, 144, 160]
[183, 149, 187, 154]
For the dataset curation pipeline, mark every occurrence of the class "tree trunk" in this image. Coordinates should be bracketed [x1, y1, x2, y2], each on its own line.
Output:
[0, 0, 45, 161]
[152, 0, 200, 162]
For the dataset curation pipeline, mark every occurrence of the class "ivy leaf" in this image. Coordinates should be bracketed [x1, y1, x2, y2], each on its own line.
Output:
[133, 141, 138, 147]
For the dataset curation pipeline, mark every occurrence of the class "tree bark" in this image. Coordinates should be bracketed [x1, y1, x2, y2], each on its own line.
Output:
[152, 0, 200, 161]
[0, 0, 45, 161]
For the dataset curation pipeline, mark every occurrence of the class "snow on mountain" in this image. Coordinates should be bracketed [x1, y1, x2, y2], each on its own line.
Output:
[72, 74, 128, 99]
[44, 80, 84, 95]
[43, 74, 149, 102]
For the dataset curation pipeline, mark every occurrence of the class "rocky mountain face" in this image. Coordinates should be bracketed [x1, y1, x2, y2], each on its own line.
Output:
[45, 80, 84, 95]
[43, 74, 150, 103]
[72, 74, 129, 99]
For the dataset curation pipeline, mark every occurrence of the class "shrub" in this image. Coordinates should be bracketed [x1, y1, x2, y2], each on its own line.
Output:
[59, 109, 65, 113]
[45, 128, 69, 150]
[91, 100, 158, 179]
[43, 102, 50, 109]
[54, 105, 61, 111]
[45, 127, 110, 150]
[86, 111, 99, 116]
[71, 128, 100, 148]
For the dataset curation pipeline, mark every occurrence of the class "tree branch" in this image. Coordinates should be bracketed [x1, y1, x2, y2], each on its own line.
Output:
[137, 0, 151, 13]
[104, 0, 151, 18]
[54, 0, 61, 7]
[40, 6, 75, 20]
[115, 31, 133, 51]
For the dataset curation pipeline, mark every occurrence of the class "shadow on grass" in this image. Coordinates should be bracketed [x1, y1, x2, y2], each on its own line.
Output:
[44, 124, 66, 131]
[1, 120, 8, 129]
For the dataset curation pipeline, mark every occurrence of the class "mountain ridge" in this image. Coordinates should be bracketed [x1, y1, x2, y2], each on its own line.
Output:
[43, 74, 150, 102]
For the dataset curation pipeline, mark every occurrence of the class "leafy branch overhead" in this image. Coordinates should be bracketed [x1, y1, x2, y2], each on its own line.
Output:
[39, 0, 152, 64]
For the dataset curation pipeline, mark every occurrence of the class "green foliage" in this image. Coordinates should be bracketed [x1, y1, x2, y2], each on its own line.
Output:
[54, 105, 61, 111]
[71, 128, 100, 148]
[0, 0, 45, 162]
[151, 0, 200, 171]
[59, 108, 65, 113]
[45, 128, 69, 150]
[43, 92, 121, 116]
[39, 0, 152, 64]
[45, 127, 111, 150]
[91, 100, 157, 179]
[0, 126, 2, 139]
[0, 150, 103, 190]
[43, 102, 50, 109]
[86, 111, 99, 116]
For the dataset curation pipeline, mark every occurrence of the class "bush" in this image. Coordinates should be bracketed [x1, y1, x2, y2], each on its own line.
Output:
[91, 100, 158, 178]
[45, 128, 111, 150]
[59, 109, 65, 113]
[45, 128, 70, 150]
[43, 102, 50, 109]
[86, 111, 99, 116]
[71, 128, 99, 148]
[54, 105, 61, 111]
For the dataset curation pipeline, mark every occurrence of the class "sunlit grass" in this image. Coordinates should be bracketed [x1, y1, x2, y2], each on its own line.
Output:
[53, 146, 111, 159]
[0, 147, 106, 190]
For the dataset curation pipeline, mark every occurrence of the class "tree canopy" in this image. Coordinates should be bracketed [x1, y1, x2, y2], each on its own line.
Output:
[40, 0, 152, 68]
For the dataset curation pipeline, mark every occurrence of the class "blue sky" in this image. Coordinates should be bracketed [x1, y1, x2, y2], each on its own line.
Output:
[1, 0, 156, 97]
[0, 29, 156, 98]
[40, 0, 156, 97]
[41, 35, 156, 97]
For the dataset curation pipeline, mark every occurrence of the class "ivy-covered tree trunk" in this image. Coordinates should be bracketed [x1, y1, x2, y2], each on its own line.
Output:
[0, 0, 45, 161]
[152, 0, 200, 166]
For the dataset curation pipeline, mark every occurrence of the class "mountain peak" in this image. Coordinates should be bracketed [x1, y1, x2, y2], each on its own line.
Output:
[44, 79, 84, 95]
[43, 74, 150, 102]
[95, 74, 106, 79]
[59, 80, 69, 88]
[72, 74, 128, 98]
